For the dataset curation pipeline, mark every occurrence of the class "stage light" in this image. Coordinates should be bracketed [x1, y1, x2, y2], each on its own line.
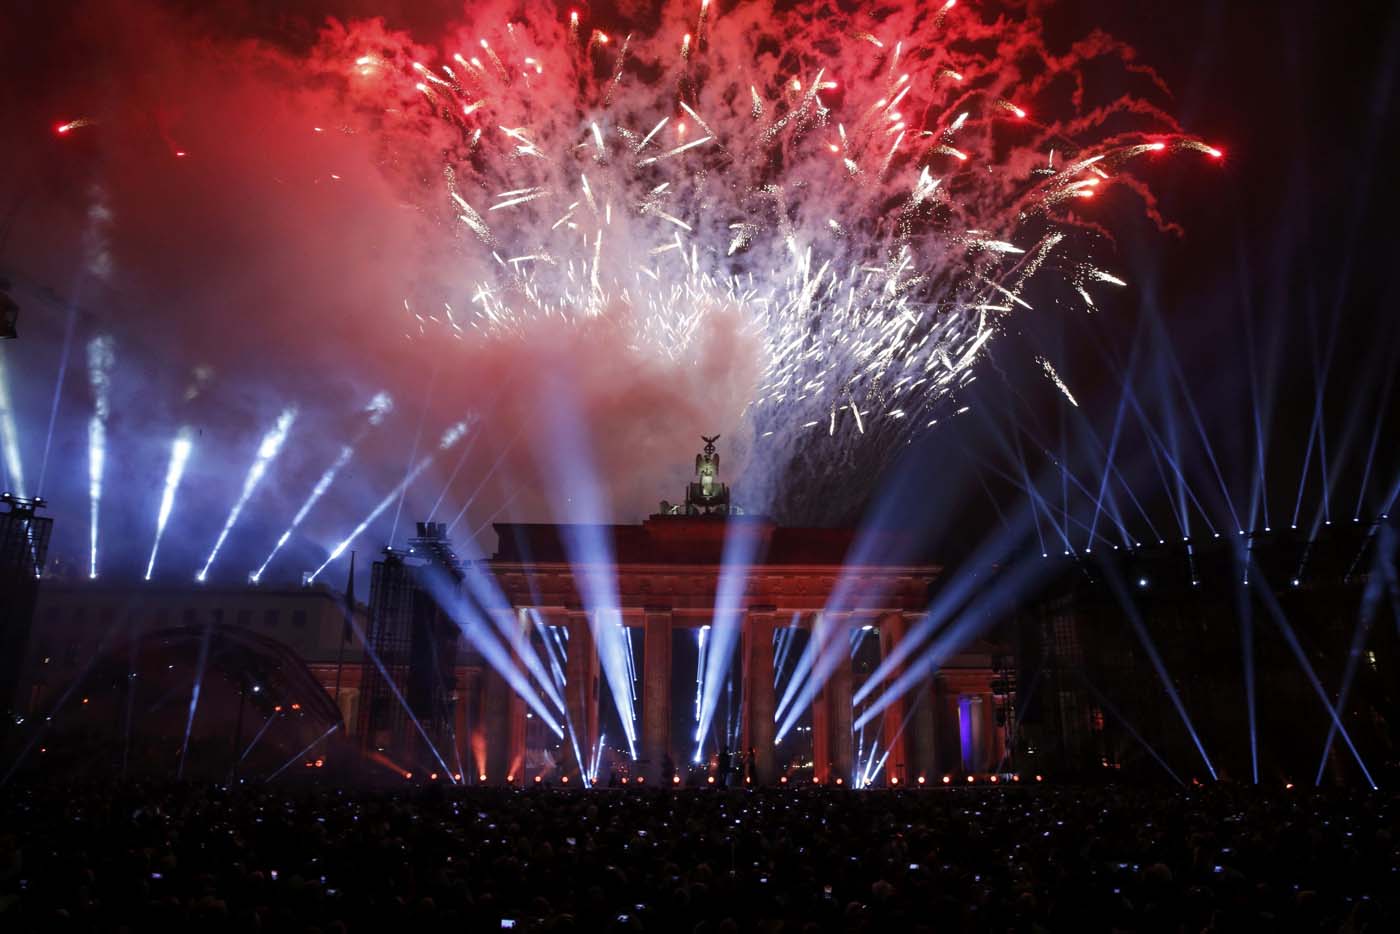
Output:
[534, 775, 542, 784]
[404, 772, 413, 780]
[1137, 577, 1149, 588]
[479, 773, 488, 781]
[1292, 578, 1301, 587]
[430, 772, 439, 781]
[917, 776, 926, 785]
[252, 685, 261, 693]
[1285, 782, 1294, 790]
[813, 777, 821, 785]
[707, 775, 715, 784]
[673, 775, 681, 785]
[835, 777, 844, 785]
[967, 775, 975, 783]
[621, 777, 629, 784]
[453, 773, 462, 782]
[1035, 774, 1044, 782]
[744, 776, 751, 784]
[199, 408, 296, 580]
[1012, 774, 1020, 782]
[890, 776, 899, 785]
[989, 774, 998, 783]
[942, 775, 951, 784]
[637, 776, 645, 784]
[779, 775, 788, 784]
[561, 775, 569, 783]
[315, 759, 324, 768]
[507, 774, 515, 783]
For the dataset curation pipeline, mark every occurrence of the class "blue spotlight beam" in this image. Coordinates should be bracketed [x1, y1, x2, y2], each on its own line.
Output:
[454, 565, 566, 718]
[530, 380, 638, 758]
[1100, 561, 1218, 780]
[1231, 548, 1259, 784]
[1314, 529, 1392, 783]
[853, 509, 1038, 709]
[176, 618, 216, 779]
[145, 429, 195, 580]
[418, 565, 564, 737]
[1251, 573, 1378, 789]
[3, 622, 119, 786]
[198, 408, 297, 581]
[853, 555, 1052, 731]
[236, 710, 281, 767]
[338, 591, 457, 778]
[389, 365, 438, 546]
[267, 724, 339, 782]
[1150, 316, 1244, 532]
[1353, 360, 1397, 519]
[36, 303, 77, 497]
[86, 336, 114, 578]
[695, 518, 764, 754]
[446, 429, 523, 535]
[253, 392, 392, 582]
[308, 420, 470, 583]
[1079, 674, 1184, 785]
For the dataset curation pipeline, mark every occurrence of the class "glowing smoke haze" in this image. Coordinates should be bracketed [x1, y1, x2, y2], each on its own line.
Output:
[0, 0, 1211, 578]
[86, 335, 114, 578]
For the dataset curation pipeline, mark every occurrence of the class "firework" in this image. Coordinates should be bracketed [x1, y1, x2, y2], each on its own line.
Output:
[331, 0, 1214, 513]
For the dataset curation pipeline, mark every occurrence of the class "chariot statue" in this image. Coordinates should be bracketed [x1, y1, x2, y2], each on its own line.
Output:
[659, 435, 742, 516]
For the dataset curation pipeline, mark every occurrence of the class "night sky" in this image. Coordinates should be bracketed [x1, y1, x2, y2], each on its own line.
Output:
[1, 0, 1396, 582]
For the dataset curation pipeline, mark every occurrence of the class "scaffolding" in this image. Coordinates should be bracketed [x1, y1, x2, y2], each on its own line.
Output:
[356, 522, 463, 772]
[0, 494, 53, 736]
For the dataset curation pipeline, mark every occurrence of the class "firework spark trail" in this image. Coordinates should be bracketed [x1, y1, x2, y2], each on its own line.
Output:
[308, 419, 471, 582]
[86, 336, 114, 578]
[337, 0, 1213, 505]
[144, 429, 194, 580]
[251, 391, 392, 582]
[198, 408, 297, 581]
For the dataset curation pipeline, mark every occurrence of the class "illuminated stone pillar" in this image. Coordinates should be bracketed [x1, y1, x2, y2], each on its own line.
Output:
[481, 665, 511, 781]
[876, 613, 910, 785]
[934, 675, 960, 776]
[743, 608, 777, 783]
[811, 685, 831, 783]
[641, 608, 672, 781]
[563, 611, 600, 780]
[828, 618, 855, 784]
[980, 692, 1003, 773]
[500, 610, 530, 782]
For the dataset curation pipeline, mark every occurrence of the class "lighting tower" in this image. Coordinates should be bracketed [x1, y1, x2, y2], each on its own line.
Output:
[0, 493, 52, 743]
[356, 522, 463, 774]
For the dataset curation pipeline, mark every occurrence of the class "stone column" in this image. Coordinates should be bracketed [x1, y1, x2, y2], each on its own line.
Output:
[481, 665, 511, 781]
[563, 611, 600, 780]
[967, 694, 986, 773]
[934, 675, 960, 776]
[809, 612, 831, 783]
[811, 684, 831, 784]
[641, 608, 672, 782]
[827, 616, 855, 784]
[743, 608, 777, 783]
[502, 609, 531, 782]
[876, 613, 909, 785]
[979, 692, 1003, 773]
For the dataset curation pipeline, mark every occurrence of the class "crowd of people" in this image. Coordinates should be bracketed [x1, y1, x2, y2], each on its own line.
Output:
[0, 780, 1394, 932]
